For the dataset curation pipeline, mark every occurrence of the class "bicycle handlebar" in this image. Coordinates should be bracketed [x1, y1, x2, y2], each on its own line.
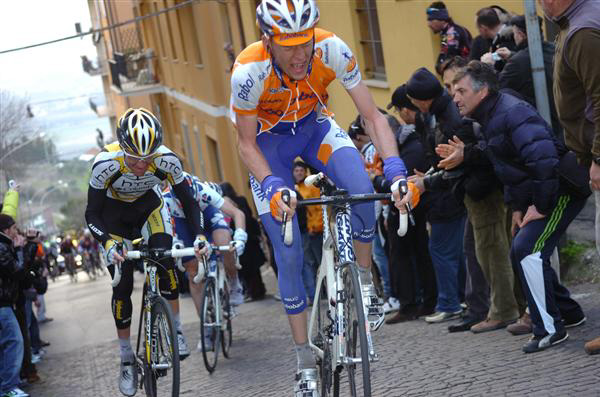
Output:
[281, 190, 293, 246]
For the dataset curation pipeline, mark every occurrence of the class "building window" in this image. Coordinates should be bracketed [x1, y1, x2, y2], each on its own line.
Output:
[141, 3, 164, 57]
[153, 2, 167, 58]
[356, 0, 386, 80]
[207, 137, 223, 182]
[180, 1, 204, 66]
[193, 126, 207, 179]
[175, 8, 189, 62]
[181, 122, 196, 175]
[162, 0, 178, 60]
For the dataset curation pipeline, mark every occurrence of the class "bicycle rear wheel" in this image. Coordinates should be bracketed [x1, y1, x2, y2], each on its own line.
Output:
[147, 296, 180, 397]
[200, 278, 221, 373]
[220, 282, 233, 358]
[342, 263, 371, 397]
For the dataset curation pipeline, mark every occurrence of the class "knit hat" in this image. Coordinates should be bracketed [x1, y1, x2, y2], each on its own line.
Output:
[0, 214, 15, 232]
[387, 84, 419, 111]
[426, 7, 449, 21]
[406, 68, 443, 100]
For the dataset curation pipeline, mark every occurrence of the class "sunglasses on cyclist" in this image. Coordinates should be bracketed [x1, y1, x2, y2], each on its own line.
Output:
[124, 153, 155, 165]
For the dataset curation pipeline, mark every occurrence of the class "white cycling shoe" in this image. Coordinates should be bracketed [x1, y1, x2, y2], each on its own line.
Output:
[362, 283, 385, 331]
[229, 277, 245, 306]
[119, 361, 138, 397]
[294, 368, 320, 397]
[177, 332, 190, 360]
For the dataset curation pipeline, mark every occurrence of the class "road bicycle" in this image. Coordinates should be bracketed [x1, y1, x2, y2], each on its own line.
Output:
[194, 243, 240, 374]
[284, 173, 408, 397]
[115, 241, 196, 397]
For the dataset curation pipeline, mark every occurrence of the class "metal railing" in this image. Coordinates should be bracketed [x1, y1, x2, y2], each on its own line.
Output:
[109, 49, 158, 93]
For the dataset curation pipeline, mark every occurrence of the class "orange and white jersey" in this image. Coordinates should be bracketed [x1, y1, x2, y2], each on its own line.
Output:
[230, 28, 361, 134]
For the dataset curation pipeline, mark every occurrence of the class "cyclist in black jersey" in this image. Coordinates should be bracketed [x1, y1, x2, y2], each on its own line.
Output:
[84, 108, 210, 397]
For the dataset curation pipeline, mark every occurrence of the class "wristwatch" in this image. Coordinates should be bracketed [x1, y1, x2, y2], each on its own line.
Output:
[593, 156, 600, 166]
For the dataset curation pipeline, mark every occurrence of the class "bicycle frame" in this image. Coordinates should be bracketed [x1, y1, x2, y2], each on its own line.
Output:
[307, 197, 376, 369]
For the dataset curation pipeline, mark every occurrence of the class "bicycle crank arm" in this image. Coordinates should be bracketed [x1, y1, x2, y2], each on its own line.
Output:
[151, 363, 171, 370]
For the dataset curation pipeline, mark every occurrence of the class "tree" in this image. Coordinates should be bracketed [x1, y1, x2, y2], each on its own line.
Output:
[0, 90, 58, 186]
[57, 196, 87, 231]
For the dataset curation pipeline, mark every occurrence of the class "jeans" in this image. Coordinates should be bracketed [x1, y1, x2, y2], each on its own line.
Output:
[372, 230, 391, 299]
[429, 215, 466, 313]
[26, 297, 42, 353]
[0, 306, 24, 393]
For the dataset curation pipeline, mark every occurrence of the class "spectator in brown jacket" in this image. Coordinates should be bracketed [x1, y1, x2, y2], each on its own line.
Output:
[539, 0, 600, 355]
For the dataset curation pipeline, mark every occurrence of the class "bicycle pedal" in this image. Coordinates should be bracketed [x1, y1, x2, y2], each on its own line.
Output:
[368, 315, 385, 332]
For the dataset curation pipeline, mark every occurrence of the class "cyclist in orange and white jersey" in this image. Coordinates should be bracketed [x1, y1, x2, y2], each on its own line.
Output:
[230, 1, 417, 395]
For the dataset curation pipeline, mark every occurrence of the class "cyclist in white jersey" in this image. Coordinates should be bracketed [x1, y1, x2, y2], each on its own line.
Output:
[162, 173, 248, 350]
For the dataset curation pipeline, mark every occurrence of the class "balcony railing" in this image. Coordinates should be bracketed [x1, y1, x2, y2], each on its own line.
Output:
[109, 49, 161, 96]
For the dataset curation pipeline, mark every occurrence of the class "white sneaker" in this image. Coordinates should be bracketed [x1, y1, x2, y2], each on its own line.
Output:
[294, 368, 320, 397]
[229, 277, 244, 306]
[5, 387, 30, 397]
[383, 297, 400, 314]
[425, 310, 463, 323]
[31, 354, 41, 364]
[119, 361, 137, 397]
[177, 332, 190, 360]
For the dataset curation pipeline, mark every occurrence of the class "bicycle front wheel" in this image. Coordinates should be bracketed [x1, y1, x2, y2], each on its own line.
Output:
[220, 282, 233, 358]
[148, 296, 180, 397]
[342, 263, 371, 397]
[200, 278, 221, 373]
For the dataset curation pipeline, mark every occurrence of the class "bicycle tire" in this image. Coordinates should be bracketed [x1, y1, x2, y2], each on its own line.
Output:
[200, 278, 221, 373]
[149, 296, 180, 397]
[315, 276, 333, 396]
[342, 263, 371, 397]
[220, 283, 233, 358]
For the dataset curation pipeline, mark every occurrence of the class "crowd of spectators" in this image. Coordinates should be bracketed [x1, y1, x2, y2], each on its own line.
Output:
[290, 0, 599, 356]
[1, 183, 54, 397]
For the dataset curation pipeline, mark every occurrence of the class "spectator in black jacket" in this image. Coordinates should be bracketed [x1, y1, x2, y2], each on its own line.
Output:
[495, 15, 562, 139]
[476, 7, 516, 71]
[437, 60, 523, 334]
[0, 214, 29, 397]
[470, 5, 513, 61]
[425, 1, 472, 74]
[380, 85, 438, 323]
[404, 68, 468, 324]
[453, 61, 589, 353]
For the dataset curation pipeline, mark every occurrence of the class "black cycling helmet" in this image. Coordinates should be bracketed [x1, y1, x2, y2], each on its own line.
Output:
[116, 108, 163, 157]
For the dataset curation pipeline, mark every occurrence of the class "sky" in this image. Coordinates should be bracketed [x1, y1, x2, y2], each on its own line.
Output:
[0, 0, 110, 159]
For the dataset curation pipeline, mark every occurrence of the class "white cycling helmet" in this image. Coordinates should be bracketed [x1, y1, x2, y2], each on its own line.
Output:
[257, 0, 319, 44]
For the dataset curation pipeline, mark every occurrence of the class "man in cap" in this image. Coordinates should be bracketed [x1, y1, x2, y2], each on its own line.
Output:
[426, 1, 472, 74]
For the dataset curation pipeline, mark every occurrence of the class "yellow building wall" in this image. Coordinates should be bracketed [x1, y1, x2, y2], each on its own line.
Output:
[314, 0, 526, 132]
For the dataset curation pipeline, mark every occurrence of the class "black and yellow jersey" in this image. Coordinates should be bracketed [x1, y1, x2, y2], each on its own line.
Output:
[85, 143, 204, 246]
[89, 143, 184, 203]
